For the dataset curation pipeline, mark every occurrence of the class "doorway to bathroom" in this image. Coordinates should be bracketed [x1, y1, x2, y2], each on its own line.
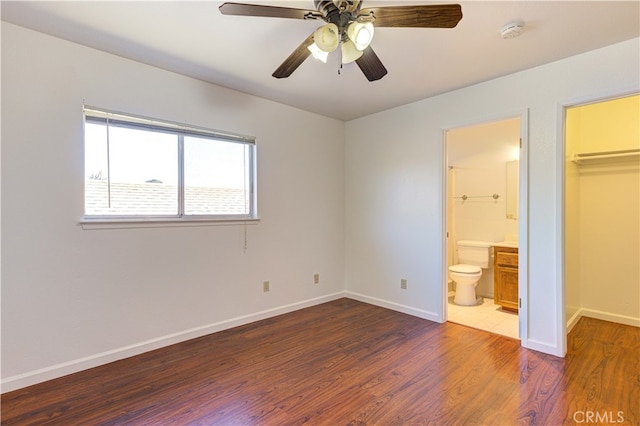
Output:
[443, 114, 527, 339]
[563, 93, 640, 333]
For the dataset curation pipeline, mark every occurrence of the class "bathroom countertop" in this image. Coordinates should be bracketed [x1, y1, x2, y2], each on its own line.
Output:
[492, 241, 518, 248]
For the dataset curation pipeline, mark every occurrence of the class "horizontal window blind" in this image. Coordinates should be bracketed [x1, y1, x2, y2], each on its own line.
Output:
[84, 107, 256, 145]
[83, 106, 257, 221]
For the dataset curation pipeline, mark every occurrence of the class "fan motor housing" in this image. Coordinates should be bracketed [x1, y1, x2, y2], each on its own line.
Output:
[315, 0, 356, 30]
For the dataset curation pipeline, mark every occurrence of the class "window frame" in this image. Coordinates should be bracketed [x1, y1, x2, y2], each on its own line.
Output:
[82, 107, 258, 225]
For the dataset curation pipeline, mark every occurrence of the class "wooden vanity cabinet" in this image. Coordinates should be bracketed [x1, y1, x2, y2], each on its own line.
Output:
[493, 245, 519, 312]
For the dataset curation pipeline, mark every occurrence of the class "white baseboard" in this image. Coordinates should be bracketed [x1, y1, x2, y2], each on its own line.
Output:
[1, 292, 346, 393]
[566, 307, 640, 336]
[566, 308, 583, 333]
[579, 308, 640, 327]
[345, 291, 441, 323]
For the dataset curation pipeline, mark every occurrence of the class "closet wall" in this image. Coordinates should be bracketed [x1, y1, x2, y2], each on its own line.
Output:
[566, 95, 640, 327]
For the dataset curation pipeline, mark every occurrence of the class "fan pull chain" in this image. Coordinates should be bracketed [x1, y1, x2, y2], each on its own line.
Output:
[338, 63, 343, 75]
[243, 221, 248, 253]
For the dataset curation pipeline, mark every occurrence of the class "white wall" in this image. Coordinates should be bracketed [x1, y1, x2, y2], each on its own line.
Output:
[345, 37, 640, 356]
[579, 164, 639, 322]
[1, 23, 346, 391]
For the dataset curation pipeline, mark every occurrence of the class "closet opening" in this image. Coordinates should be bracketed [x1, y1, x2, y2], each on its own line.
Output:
[564, 94, 640, 333]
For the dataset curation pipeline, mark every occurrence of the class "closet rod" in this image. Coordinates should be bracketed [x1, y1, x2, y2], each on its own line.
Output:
[572, 149, 640, 164]
[454, 194, 500, 201]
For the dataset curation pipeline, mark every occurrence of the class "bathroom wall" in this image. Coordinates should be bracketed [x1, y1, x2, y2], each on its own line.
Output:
[447, 119, 520, 298]
[566, 95, 640, 327]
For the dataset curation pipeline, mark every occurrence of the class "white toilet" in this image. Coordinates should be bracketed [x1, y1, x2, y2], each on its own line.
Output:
[449, 240, 492, 306]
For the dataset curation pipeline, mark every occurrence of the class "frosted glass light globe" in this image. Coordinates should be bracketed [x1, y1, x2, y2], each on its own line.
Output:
[313, 23, 339, 52]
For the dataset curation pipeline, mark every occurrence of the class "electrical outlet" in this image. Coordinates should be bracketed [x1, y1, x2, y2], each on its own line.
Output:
[400, 279, 407, 290]
[263, 281, 270, 292]
[314, 273, 320, 284]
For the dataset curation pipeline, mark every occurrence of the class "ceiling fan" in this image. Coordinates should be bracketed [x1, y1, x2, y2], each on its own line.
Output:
[219, 1, 463, 81]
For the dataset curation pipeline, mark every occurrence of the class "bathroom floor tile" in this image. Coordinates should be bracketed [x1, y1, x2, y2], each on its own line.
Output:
[447, 297, 519, 339]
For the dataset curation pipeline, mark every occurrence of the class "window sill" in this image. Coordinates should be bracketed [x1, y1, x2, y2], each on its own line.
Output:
[80, 216, 260, 230]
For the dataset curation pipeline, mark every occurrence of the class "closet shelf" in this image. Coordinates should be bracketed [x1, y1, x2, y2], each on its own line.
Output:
[572, 149, 640, 165]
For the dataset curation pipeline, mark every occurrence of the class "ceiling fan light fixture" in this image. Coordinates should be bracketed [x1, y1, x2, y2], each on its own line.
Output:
[341, 39, 363, 64]
[347, 21, 374, 50]
[220, 1, 464, 81]
[313, 23, 340, 52]
[307, 42, 330, 63]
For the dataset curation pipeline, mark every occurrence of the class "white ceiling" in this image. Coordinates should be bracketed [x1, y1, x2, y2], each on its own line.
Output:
[2, 1, 638, 121]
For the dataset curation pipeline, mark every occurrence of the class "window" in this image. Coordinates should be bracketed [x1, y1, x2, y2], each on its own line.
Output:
[83, 107, 256, 221]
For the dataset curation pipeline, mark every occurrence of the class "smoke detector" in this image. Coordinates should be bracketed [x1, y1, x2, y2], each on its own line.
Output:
[501, 22, 525, 39]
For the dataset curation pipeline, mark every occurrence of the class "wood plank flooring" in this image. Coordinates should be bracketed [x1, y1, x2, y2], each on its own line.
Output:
[2, 298, 639, 425]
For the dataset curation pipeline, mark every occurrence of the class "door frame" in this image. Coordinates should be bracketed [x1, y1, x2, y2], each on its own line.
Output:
[442, 109, 529, 344]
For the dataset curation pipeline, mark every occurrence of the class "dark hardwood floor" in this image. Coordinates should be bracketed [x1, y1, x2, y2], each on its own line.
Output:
[2, 298, 639, 425]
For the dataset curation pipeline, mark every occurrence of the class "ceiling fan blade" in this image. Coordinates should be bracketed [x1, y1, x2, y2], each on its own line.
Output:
[219, 2, 322, 20]
[355, 46, 388, 82]
[359, 4, 462, 28]
[272, 33, 315, 79]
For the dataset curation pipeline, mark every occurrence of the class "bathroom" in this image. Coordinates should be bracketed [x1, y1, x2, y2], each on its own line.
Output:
[445, 117, 521, 339]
